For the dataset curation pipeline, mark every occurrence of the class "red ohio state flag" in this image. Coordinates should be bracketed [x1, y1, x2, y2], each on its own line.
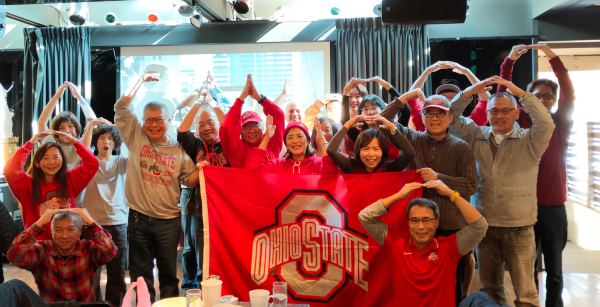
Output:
[200, 166, 422, 306]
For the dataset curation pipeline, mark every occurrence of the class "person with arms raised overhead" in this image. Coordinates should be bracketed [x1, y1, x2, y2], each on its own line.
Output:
[3, 130, 99, 241]
[114, 71, 200, 303]
[6, 208, 116, 304]
[449, 76, 555, 307]
[359, 180, 488, 307]
[219, 74, 285, 169]
[497, 44, 575, 307]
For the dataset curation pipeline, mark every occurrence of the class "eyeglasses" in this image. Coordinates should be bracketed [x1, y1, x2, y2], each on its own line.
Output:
[144, 117, 167, 124]
[242, 123, 261, 131]
[422, 112, 450, 118]
[487, 108, 516, 115]
[198, 121, 216, 130]
[408, 217, 436, 226]
[534, 93, 555, 101]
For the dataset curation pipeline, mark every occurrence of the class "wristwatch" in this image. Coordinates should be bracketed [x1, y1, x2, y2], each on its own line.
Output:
[258, 94, 267, 104]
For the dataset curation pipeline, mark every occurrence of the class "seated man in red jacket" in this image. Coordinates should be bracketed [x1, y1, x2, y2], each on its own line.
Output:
[359, 180, 488, 307]
[6, 208, 117, 303]
[219, 74, 285, 169]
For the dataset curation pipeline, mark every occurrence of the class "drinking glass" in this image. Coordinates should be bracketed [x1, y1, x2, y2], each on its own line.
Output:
[186, 289, 201, 307]
[272, 282, 287, 307]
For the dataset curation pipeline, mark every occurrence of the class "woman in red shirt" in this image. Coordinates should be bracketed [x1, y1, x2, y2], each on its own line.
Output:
[4, 131, 99, 240]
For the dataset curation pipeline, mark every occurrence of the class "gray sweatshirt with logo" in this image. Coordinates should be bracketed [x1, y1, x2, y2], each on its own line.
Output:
[115, 100, 197, 219]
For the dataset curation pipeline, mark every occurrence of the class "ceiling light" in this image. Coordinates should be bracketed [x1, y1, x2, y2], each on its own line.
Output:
[234, 0, 250, 15]
[104, 12, 119, 25]
[178, 3, 195, 18]
[373, 4, 382, 17]
[148, 13, 159, 23]
[190, 13, 203, 28]
[68, 3, 88, 26]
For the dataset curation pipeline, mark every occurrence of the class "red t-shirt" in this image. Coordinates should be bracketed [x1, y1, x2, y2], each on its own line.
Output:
[386, 228, 461, 307]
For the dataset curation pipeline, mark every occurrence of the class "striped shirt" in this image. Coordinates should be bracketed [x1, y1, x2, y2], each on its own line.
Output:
[384, 126, 479, 230]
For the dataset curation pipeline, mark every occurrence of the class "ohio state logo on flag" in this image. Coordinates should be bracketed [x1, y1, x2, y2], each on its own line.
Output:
[200, 167, 422, 307]
[250, 190, 369, 303]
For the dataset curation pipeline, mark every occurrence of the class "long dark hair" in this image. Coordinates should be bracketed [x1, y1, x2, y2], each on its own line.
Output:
[351, 129, 389, 172]
[27, 142, 70, 207]
[310, 117, 338, 149]
[284, 127, 315, 159]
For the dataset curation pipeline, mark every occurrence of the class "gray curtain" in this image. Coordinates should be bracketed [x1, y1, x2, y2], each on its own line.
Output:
[22, 27, 91, 144]
[336, 17, 431, 102]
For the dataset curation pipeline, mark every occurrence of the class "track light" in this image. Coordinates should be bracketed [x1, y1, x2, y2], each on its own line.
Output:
[68, 3, 88, 26]
[234, 0, 250, 15]
[178, 3, 195, 18]
[190, 12, 203, 28]
[104, 12, 119, 25]
[373, 4, 382, 17]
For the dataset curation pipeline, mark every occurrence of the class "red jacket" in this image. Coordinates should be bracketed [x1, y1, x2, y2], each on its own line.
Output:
[498, 56, 575, 205]
[4, 141, 99, 240]
[247, 148, 324, 174]
[219, 97, 284, 169]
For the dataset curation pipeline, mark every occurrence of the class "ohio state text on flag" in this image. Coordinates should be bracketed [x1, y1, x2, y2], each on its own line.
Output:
[200, 166, 422, 306]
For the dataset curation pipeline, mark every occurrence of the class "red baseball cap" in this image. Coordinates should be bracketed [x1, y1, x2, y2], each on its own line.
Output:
[422, 95, 451, 112]
[241, 111, 261, 126]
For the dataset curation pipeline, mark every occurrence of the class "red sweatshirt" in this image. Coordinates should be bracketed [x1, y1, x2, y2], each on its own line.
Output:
[219, 97, 284, 169]
[498, 56, 575, 205]
[247, 148, 324, 174]
[407, 98, 489, 132]
[4, 141, 99, 240]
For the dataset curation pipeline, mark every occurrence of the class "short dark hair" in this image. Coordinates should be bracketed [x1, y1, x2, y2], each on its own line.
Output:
[526, 78, 558, 98]
[357, 84, 368, 97]
[488, 92, 517, 107]
[439, 89, 458, 95]
[50, 112, 82, 140]
[357, 94, 385, 115]
[406, 198, 440, 219]
[310, 117, 338, 149]
[352, 128, 389, 171]
[284, 127, 315, 159]
[91, 124, 124, 151]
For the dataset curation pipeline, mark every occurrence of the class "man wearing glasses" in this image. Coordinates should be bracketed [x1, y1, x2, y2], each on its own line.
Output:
[220, 74, 284, 169]
[115, 72, 200, 303]
[498, 44, 575, 307]
[358, 180, 488, 307]
[449, 76, 555, 307]
[376, 88, 480, 305]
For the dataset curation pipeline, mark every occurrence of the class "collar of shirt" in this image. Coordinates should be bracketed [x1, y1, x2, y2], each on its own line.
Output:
[406, 236, 440, 255]
[491, 127, 516, 145]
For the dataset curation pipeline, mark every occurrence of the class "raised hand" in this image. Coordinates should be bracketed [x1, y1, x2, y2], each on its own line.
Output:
[444, 62, 469, 75]
[141, 71, 161, 82]
[29, 132, 52, 144]
[463, 77, 495, 98]
[399, 88, 427, 103]
[52, 130, 78, 145]
[282, 78, 291, 97]
[488, 76, 525, 98]
[526, 44, 557, 59]
[423, 180, 454, 198]
[370, 114, 396, 130]
[68, 208, 95, 225]
[64, 81, 82, 100]
[508, 45, 528, 61]
[343, 77, 369, 95]
[35, 208, 70, 228]
[88, 117, 116, 127]
[313, 117, 327, 148]
[396, 182, 423, 199]
[416, 167, 438, 182]
[344, 115, 369, 129]
[239, 74, 252, 101]
[427, 61, 453, 73]
[248, 75, 262, 101]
